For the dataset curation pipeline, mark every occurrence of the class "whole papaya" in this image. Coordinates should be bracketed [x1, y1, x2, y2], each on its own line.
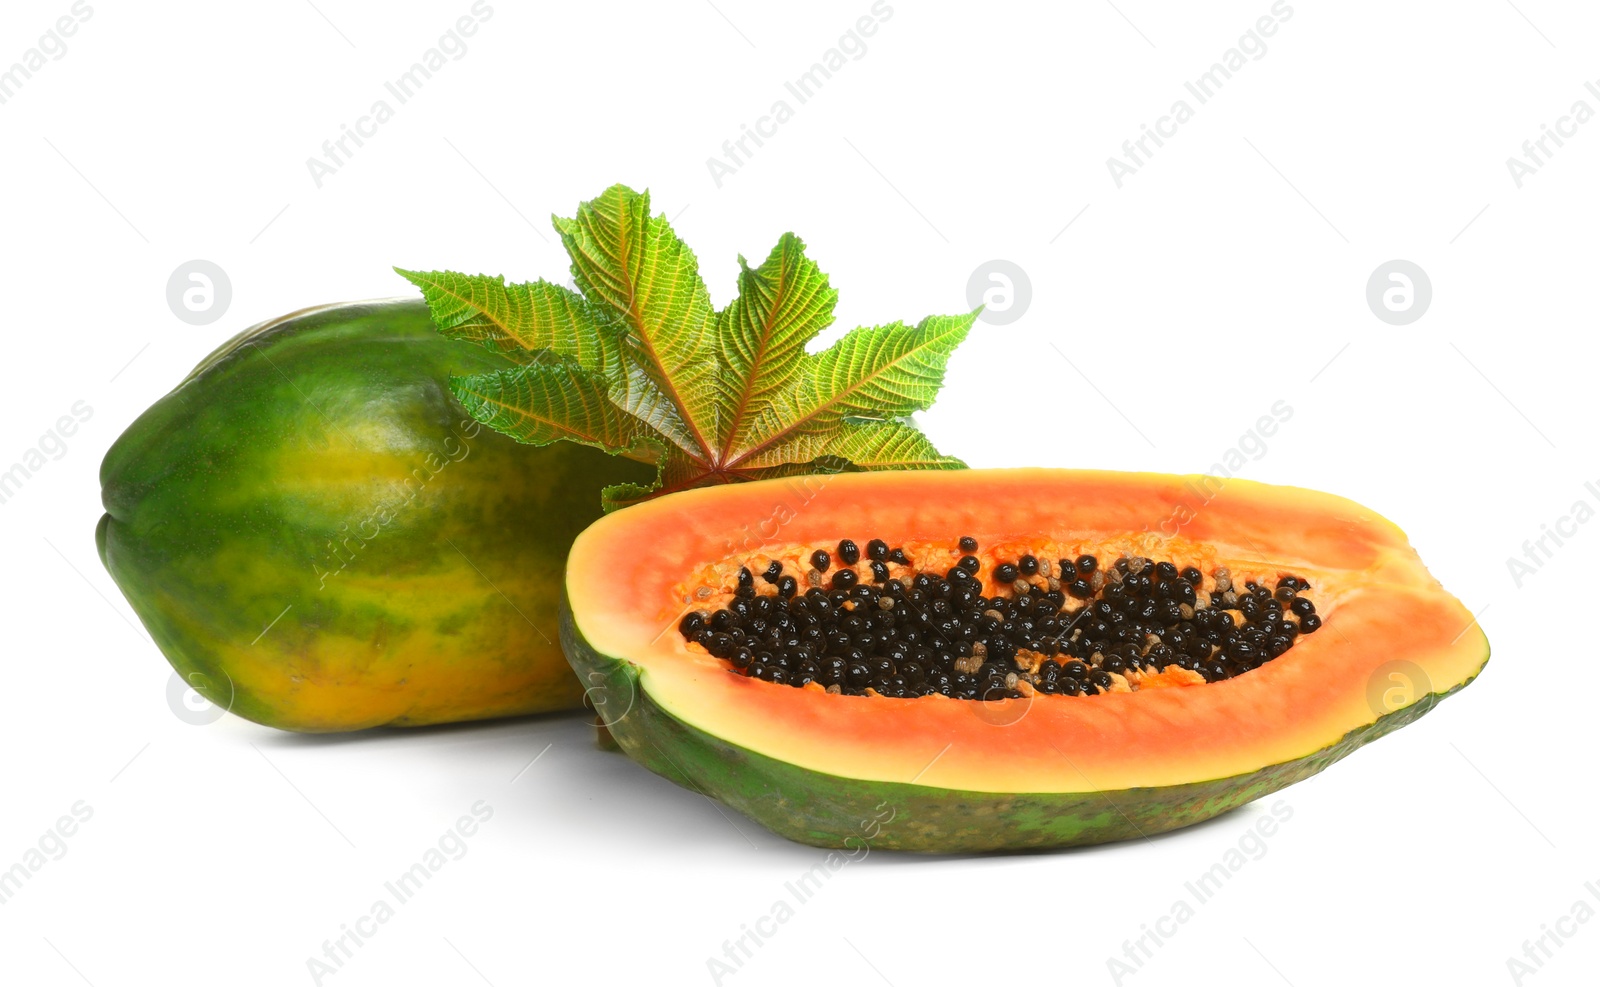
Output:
[98, 299, 652, 731]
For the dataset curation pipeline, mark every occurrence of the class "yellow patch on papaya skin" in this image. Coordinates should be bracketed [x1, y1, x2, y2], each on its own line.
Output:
[144, 557, 582, 731]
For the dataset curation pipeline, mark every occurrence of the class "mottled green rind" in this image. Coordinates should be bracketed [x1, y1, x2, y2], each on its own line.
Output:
[562, 604, 1483, 852]
[100, 299, 652, 731]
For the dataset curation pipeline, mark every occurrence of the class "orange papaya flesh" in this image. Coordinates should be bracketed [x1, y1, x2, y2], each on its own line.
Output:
[562, 468, 1489, 852]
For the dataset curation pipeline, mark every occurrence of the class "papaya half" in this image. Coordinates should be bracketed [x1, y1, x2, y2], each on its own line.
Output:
[98, 299, 652, 731]
[562, 468, 1489, 852]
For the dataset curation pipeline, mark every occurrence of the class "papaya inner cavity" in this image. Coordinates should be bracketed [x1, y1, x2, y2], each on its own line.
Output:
[676, 534, 1323, 701]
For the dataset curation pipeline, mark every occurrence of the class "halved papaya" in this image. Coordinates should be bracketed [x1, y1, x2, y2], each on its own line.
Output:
[562, 468, 1489, 852]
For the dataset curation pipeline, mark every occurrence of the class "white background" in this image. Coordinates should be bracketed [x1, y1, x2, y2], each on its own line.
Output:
[0, 1, 1594, 984]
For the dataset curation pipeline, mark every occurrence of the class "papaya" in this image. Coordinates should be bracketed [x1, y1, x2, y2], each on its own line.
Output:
[98, 299, 652, 731]
[562, 468, 1490, 852]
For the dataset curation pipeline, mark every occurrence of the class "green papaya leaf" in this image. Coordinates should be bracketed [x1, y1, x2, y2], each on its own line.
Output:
[402, 184, 978, 513]
[715, 233, 837, 458]
[395, 269, 617, 371]
[553, 185, 719, 459]
[451, 363, 658, 462]
[736, 419, 965, 473]
[729, 311, 979, 468]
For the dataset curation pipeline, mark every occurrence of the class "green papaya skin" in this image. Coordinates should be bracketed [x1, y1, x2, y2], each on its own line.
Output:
[98, 299, 652, 731]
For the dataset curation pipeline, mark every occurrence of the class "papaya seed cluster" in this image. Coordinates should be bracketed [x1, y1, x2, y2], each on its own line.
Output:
[678, 536, 1322, 700]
